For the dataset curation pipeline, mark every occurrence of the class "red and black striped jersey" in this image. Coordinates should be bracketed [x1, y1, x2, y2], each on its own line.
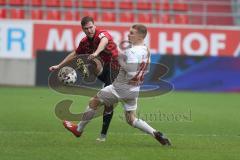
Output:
[75, 29, 118, 64]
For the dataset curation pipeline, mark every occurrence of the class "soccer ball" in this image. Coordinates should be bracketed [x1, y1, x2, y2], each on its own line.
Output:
[58, 66, 77, 85]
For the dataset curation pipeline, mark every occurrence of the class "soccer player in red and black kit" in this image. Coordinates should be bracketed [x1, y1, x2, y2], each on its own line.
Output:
[49, 16, 118, 142]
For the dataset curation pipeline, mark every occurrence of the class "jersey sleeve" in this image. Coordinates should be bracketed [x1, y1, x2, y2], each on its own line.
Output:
[98, 31, 111, 40]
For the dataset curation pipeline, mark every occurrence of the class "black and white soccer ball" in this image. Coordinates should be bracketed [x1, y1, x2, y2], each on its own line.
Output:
[58, 66, 77, 85]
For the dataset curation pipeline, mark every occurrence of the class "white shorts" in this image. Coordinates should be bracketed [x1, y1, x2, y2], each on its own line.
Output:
[97, 84, 139, 111]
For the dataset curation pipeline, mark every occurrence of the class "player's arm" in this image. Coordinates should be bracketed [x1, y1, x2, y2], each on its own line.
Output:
[88, 37, 108, 60]
[118, 51, 128, 69]
[118, 50, 138, 75]
[129, 48, 150, 85]
[49, 51, 77, 71]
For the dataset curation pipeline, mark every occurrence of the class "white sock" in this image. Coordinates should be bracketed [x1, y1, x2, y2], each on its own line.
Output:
[132, 118, 156, 136]
[77, 106, 96, 132]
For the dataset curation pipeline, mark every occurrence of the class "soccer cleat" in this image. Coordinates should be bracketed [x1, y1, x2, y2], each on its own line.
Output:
[63, 120, 82, 137]
[96, 137, 106, 142]
[153, 131, 171, 146]
[96, 134, 106, 142]
[76, 58, 89, 78]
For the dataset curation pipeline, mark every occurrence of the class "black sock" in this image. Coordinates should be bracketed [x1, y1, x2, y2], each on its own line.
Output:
[101, 109, 113, 135]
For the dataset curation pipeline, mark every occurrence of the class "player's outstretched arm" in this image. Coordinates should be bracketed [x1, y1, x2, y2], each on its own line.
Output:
[49, 51, 77, 71]
[88, 37, 108, 60]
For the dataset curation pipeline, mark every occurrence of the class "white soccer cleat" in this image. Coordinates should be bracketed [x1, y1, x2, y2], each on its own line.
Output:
[96, 134, 106, 142]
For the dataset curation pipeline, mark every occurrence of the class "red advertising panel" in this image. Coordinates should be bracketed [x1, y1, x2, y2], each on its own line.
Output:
[34, 23, 240, 57]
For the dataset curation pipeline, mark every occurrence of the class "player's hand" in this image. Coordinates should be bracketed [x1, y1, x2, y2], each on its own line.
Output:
[49, 65, 60, 72]
[88, 52, 98, 60]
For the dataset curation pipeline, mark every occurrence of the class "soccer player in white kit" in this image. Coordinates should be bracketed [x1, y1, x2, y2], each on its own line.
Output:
[63, 24, 171, 146]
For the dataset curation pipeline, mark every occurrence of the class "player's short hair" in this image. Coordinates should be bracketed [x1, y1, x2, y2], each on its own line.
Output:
[132, 24, 147, 39]
[81, 16, 94, 26]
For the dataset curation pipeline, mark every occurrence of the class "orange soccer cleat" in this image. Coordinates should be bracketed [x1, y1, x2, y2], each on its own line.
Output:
[63, 120, 82, 137]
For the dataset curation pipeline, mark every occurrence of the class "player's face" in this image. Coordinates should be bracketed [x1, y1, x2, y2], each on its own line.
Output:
[82, 21, 96, 38]
[128, 28, 141, 44]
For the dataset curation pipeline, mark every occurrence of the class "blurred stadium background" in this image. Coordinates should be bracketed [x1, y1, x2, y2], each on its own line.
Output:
[0, 0, 240, 160]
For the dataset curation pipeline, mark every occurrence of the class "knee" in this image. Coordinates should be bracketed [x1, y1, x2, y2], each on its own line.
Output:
[89, 96, 101, 110]
[104, 105, 113, 113]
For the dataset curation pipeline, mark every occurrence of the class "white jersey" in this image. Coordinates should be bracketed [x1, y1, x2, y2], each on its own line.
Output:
[113, 45, 149, 91]
[97, 45, 150, 110]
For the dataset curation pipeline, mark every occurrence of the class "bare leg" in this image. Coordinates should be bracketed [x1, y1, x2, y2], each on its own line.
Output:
[77, 96, 101, 132]
[124, 110, 171, 145]
[125, 111, 156, 136]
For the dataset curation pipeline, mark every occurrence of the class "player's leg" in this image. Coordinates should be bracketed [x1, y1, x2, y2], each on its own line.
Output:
[97, 105, 113, 141]
[124, 109, 156, 136]
[97, 64, 114, 141]
[76, 95, 101, 132]
[64, 85, 118, 138]
[63, 95, 101, 137]
[123, 100, 171, 146]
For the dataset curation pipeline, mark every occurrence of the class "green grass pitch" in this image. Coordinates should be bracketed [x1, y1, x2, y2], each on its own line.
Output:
[0, 87, 239, 160]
